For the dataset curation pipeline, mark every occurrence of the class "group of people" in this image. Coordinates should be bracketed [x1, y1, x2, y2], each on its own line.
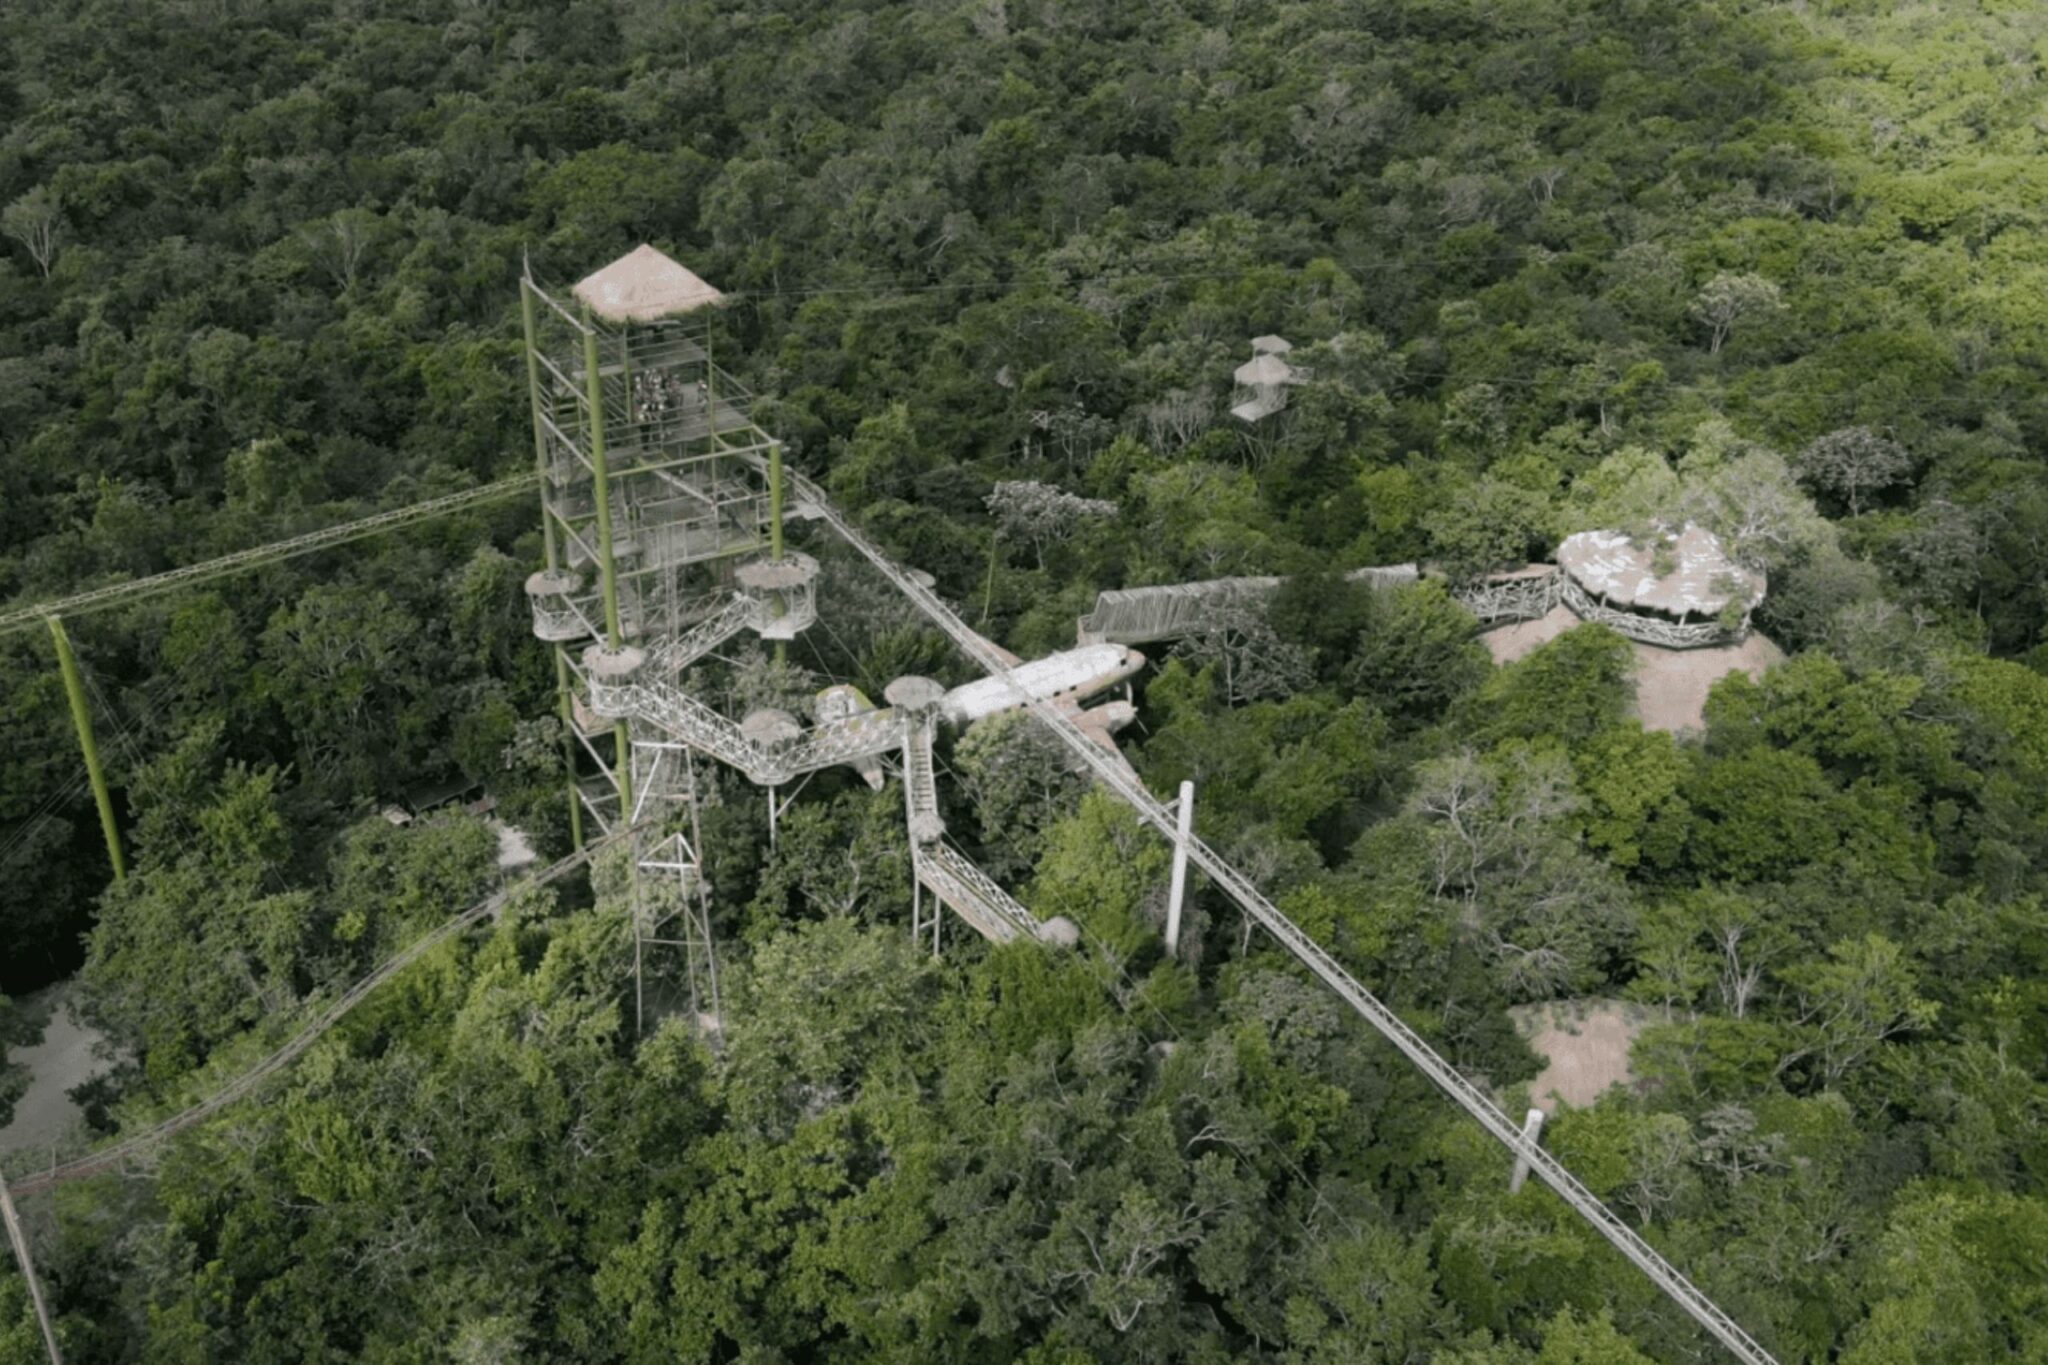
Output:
[630, 368, 711, 434]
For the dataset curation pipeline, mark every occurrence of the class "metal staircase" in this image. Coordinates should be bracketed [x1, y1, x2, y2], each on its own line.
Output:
[646, 594, 753, 673]
[901, 721, 944, 845]
[915, 841, 1041, 945]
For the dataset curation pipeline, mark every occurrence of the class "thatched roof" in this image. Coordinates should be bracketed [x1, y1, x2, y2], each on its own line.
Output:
[1250, 334, 1293, 354]
[572, 245, 725, 323]
[1557, 525, 1764, 617]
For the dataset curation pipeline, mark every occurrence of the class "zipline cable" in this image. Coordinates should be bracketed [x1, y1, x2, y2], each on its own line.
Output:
[0, 473, 538, 639]
[2, 830, 626, 1199]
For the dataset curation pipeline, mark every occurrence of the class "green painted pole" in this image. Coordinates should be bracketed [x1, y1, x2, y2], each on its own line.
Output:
[47, 614, 124, 882]
[520, 275, 559, 567]
[581, 303, 624, 648]
[555, 649, 584, 850]
[521, 270, 585, 849]
[768, 441, 787, 664]
[580, 302, 632, 822]
[769, 442, 784, 561]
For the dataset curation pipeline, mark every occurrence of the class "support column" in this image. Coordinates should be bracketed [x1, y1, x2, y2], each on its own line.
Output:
[768, 441, 788, 664]
[47, 615, 123, 883]
[554, 651, 584, 850]
[1, 1176, 63, 1364]
[768, 441, 784, 561]
[1509, 1107, 1547, 1193]
[683, 751, 722, 1025]
[767, 784, 778, 850]
[1165, 779, 1193, 957]
[522, 272, 586, 850]
[580, 301, 632, 823]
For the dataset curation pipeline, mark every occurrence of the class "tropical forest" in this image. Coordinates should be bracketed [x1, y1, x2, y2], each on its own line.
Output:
[2, 0, 2048, 1361]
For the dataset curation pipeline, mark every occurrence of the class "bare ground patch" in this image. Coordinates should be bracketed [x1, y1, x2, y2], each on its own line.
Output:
[1508, 998, 1664, 1113]
[1629, 632, 1785, 734]
[1479, 610, 1786, 735]
[1480, 603, 1579, 666]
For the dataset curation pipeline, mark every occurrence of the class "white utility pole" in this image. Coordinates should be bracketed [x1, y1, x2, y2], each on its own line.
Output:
[1166, 780, 1194, 956]
[1509, 1107, 1547, 1193]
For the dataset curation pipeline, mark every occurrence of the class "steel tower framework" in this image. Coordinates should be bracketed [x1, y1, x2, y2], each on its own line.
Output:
[518, 247, 793, 1028]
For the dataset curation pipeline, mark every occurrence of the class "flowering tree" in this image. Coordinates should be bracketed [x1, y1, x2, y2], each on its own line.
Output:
[1794, 427, 1912, 515]
[985, 479, 1117, 567]
[1690, 271, 1783, 354]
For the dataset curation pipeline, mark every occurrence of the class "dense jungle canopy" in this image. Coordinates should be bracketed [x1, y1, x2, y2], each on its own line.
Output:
[4, 0, 2048, 1360]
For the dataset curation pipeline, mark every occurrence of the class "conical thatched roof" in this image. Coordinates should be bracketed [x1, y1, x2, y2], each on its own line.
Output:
[572, 244, 725, 323]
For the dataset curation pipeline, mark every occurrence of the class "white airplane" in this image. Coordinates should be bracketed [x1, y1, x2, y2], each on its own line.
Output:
[807, 641, 1146, 785]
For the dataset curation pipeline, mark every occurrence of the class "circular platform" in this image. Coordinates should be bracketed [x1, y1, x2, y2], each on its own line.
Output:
[735, 551, 819, 590]
[582, 644, 646, 679]
[883, 675, 947, 711]
[1039, 916, 1081, 948]
[524, 568, 582, 597]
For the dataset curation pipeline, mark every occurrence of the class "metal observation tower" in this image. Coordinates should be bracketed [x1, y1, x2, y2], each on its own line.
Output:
[518, 245, 1110, 1030]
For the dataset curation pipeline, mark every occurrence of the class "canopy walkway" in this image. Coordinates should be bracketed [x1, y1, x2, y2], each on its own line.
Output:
[914, 841, 1042, 945]
[901, 720, 945, 845]
[791, 468, 1775, 1365]
[896, 719, 1044, 944]
[1076, 564, 1417, 644]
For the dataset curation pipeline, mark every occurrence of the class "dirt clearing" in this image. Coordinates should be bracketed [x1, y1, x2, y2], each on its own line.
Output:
[1508, 998, 1664, 1113]
[1480, 609, 1785, 735]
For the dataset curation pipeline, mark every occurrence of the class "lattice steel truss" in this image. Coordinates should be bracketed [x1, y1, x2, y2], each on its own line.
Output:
[520, 250, 795, 1032]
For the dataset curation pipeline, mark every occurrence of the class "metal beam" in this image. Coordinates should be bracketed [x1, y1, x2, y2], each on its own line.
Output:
[577, 300, 633, 826]
[524, 269, 587, 851]
[0, 1177, 62, 1363]
[46, 615, 123, 882]
[0, 474, 539, 638]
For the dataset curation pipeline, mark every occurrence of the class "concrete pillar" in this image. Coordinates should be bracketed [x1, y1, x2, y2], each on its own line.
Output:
[768, 441, 784, 560]
[1165, 780, 1194, 957]
[1509, 1107, 1546, 1193]
[768, 441, 787, 665]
